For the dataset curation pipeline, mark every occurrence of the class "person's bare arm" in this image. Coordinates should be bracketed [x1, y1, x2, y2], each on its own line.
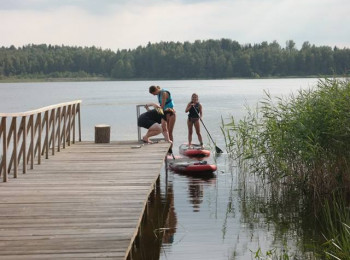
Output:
[160, 91, 168, 109]
[145, 102, 160, 111]
[185, 102, 192, 113]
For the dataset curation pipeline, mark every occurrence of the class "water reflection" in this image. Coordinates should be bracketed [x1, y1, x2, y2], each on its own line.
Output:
[127, 157, 323, 260]
[127, 177, 177, 260]
[187, 176, 216, 212]
[128, 168, 217, 260]
[232, 167, 321, 259]
[188, 178, 204, 212]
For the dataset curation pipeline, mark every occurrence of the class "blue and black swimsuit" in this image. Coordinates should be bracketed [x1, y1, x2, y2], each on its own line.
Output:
[157, 89, 174, 110]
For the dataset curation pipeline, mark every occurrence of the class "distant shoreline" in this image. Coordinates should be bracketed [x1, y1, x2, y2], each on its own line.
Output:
[0, 76, 112, 83]
[0, 75, 344, 83]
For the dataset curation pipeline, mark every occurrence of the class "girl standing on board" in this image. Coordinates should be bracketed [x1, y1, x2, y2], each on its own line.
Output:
[149, 86, 176, 151]
[185, 93, 203, 148]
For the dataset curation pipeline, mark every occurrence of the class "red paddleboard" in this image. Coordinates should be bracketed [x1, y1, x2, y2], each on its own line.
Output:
[179, 144, 210, 158]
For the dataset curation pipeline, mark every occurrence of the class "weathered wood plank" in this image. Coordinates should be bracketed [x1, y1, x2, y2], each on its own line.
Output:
[0, 141, 170, 259]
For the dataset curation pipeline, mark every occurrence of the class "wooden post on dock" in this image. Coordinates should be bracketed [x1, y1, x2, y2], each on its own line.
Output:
[95, 124, 110, 143]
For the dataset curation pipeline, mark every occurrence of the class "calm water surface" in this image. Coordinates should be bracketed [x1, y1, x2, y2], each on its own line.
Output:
[0, 79, 320, 259]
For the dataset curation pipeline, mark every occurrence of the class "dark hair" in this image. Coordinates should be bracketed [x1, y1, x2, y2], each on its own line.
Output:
[149, 85, 160, 94]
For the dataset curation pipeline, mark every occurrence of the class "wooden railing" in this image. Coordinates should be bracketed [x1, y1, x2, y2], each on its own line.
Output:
[0, 100, 82, 182]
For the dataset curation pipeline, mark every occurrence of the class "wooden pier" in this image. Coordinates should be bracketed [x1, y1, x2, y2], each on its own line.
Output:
[0, 101, 170, 259]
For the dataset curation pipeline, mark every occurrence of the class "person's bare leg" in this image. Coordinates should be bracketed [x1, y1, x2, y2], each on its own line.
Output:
[143, 123, 162, 142]
[167, 114, 176, 142]
[187, 119, 193, 146]
[167, 113, 176, 152]
[194, 120, 203, 147]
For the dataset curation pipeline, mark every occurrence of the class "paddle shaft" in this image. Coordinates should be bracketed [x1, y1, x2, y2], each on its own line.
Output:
[199, 117, 216, 145]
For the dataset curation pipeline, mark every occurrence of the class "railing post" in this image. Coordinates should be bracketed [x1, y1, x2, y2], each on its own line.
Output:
[45, 111, 49, 159]
[30, 115, 34, 169]
[22, 116, 27, 174]
[51, 109, 55, 155]
[57, 107, 61, 152]
[72, 104, 76, 144]
[78, 103, 81, 142]
[13, 117, 18, 178]
[137, 105, 142, 142]
[63, 106, 66, 149]
[1, 117, 7, 182]
[38, 113, 42, 165]
[67, 105, 71, 146]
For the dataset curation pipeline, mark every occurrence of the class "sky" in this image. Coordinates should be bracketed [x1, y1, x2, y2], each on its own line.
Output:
[1, 0, 349, 51]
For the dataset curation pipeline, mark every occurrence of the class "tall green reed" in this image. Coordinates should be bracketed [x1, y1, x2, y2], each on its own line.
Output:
[222, 78, 350, 259]
[222, 78, 350, 201]
[319, 193, 350, 260]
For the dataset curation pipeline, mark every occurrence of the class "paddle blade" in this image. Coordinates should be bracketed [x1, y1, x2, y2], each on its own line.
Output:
[215, 146, 223, 154]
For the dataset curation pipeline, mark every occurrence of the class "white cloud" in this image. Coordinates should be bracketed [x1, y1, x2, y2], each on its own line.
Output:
[0, 0, 349, 50]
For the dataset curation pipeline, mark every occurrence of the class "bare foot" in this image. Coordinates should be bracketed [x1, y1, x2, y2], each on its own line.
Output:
[142, 137, 153, 144]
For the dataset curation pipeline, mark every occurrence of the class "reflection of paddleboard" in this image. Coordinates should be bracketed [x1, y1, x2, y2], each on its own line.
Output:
[168, 159, 217, 174]
[179, 144, 210, 158]
[166, 155, 182, 160]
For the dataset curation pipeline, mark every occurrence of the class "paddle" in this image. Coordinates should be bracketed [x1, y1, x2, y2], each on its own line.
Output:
[168, 147, 176, 160]
[192, 105, 223, 154]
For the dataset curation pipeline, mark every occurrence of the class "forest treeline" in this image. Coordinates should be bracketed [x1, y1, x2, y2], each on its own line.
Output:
[0, 39, 349, 79]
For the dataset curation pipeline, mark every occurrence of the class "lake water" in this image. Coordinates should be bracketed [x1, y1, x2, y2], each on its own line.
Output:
[0, 78, 320, 259]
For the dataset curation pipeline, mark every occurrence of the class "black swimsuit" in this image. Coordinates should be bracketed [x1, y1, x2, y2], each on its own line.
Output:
[188, 103, 200, 122]
[138, 110, 165, 129]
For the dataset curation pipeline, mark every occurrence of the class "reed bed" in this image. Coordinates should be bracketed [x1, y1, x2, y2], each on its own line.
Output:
[222, 78, 350, 200]
[222, 78, 350, 259]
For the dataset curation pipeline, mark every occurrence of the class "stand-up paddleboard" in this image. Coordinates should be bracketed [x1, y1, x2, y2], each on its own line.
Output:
[179, 144, 210, 158]
[168, 159, 217, 174]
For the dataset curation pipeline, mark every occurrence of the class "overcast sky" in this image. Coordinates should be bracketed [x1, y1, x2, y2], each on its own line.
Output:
[1, 0, 349, 51]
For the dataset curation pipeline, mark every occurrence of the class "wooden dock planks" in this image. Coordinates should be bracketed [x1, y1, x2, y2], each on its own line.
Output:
[0, 141, 170, 259]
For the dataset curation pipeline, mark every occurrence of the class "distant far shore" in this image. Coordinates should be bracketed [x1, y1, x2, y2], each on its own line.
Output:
[0, 76, 112, 83]
[2, 41, 348, 83]
[0, 75, 344, 83]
